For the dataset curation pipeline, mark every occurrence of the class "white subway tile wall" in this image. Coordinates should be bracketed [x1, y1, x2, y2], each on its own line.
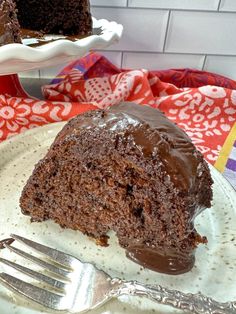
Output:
[220, 0, 236, 12]
[39, 64, 67, 79]
[91, 0, 127, 6]
[25, 0, 236, 80]
[96, 51, 123, 67]
[165, 11, 236, 55]
[122, 52, 205, 70]
[92, 7, 169, 52]
[128, 0, 220, 11]
[204, 55, 236, 78]
[19, 70, 41, 78]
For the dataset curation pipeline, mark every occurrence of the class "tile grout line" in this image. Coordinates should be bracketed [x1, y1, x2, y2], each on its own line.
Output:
[91, 5, 236, 13]
[121, 51, 124, 68]
[202, 55, 207, 70]
[163, 10, 171, 52]
[99, 49, 236, 58]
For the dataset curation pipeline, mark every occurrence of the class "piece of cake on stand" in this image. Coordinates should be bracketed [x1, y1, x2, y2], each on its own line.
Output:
[0, 0, 123, 97]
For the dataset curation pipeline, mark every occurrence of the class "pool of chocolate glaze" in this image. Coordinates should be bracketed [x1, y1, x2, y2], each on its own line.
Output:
[126, 246, 195, 275]
[21, 27, 102, 47]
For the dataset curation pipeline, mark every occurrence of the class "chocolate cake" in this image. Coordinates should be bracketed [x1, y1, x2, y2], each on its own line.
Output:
[0, 0, 92, 45]
[0, 0, 21, 45]
[15, 0, 92, 36]
[20, 102, 213, 274]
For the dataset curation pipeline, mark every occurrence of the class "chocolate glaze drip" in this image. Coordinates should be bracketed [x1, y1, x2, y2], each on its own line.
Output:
[126, 246, 195, 275]
[21, 27, 102, 47]
[20, 28, 44, 39]
[110, 103, 199, 192]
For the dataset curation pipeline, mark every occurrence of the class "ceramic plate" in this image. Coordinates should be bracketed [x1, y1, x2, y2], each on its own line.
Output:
[0, 123, 236, 314]
[0, 18, 123, 75]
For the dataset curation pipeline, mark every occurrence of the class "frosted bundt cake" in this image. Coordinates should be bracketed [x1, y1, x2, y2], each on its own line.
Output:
[0, 0, 92, 45]
[20, 102, 213, 274]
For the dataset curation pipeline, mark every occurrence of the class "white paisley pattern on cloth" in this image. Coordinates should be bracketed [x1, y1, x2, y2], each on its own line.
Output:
[0, 96, 74, 141]
[157, 87, 236, 162]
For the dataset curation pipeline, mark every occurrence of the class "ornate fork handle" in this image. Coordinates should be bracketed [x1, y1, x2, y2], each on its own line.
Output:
[111, 280, 236, 314]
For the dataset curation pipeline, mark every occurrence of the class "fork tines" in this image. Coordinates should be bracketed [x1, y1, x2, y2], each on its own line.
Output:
[0, 234, 80, 310]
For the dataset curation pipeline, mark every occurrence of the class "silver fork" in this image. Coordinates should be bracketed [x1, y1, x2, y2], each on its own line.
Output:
[0, 234, 235, 314]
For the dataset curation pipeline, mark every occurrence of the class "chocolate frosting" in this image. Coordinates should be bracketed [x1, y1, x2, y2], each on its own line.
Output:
[126, 246, 195, 275]
[111, 103, 199, 191]
[65, 102, 199, 192]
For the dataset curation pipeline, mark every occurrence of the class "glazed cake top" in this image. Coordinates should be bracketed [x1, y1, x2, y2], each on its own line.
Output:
[55, 102, 202, 193]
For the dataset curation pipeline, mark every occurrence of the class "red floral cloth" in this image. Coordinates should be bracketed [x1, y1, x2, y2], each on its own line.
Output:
[1, 52, 236, 187]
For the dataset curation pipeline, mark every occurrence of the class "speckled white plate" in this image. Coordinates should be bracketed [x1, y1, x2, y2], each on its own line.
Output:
[0, 17, 123, 75]
[0, 122, 236, 314]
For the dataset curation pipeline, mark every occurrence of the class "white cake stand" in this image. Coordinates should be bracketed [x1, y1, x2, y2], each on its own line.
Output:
[0, 17, 123, 97]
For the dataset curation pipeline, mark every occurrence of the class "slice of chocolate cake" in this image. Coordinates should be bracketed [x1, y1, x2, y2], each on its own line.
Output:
[0, 0, 21, 45]
[20, 102, 213, 274]
[14, 0, 92, 36]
